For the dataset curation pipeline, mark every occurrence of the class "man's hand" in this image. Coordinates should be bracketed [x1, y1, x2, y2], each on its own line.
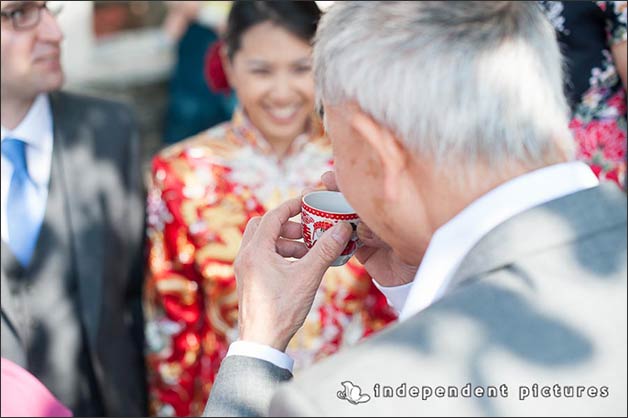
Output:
[235, 198, 353, 352]
[321, 171, 418, 287]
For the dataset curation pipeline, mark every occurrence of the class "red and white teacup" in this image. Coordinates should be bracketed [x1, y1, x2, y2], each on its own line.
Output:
[301, 191, 360, 267]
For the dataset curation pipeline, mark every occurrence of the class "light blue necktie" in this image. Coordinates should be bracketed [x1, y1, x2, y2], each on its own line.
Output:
[2, 138, 43, 266]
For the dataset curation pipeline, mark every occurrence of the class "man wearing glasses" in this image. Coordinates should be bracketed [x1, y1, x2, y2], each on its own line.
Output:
[1, 1, 147, 416]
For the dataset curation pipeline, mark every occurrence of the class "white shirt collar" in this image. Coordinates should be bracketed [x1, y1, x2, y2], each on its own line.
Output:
[1, 93, 54, 243]
[1, 94, 53, 151]
[399, 161, 600, 321]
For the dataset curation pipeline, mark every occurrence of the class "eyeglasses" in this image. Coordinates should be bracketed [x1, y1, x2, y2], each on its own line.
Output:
[0, 1, 62, 31]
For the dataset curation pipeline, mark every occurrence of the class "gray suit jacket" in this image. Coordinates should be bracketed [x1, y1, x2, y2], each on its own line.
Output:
[205, 183, 627, 417]
[0, 91, 147, 415]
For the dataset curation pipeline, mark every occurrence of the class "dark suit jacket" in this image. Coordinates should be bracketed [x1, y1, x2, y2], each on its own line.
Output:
[1, 91, 147, 416]
[205, 183, 627, 417]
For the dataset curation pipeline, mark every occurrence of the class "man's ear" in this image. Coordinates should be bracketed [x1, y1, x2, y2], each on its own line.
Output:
[349, 109, 408, 202]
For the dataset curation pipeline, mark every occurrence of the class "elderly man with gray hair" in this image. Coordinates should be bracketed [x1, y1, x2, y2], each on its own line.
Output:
[204, 2, 627, 416]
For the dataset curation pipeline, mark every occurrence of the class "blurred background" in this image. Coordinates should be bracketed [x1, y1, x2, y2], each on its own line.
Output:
[54, 0, 232, 169]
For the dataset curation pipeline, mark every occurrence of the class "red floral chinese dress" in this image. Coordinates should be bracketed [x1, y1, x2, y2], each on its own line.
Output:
[540, 1, 627, 187]
[143, 110, 397, 416]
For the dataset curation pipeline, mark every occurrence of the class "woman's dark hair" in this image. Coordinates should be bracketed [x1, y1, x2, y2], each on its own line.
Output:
[224, 1, 321, 60]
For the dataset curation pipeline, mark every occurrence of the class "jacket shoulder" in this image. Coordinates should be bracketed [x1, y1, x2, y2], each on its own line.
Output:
[274, 233, 627, 416]
[50, 90, 136, 127]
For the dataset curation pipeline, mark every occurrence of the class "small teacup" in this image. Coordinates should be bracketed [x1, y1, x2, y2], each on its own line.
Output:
[301, 191, 360, 266]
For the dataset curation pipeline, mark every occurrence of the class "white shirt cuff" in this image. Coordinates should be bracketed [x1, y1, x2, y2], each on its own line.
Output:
[372, 279, 414, 314]
[226, 341, 295, 373]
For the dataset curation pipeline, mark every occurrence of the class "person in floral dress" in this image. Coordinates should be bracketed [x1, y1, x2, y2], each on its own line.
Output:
[540, 1, 627, 188]
[143, 2, 397, 416]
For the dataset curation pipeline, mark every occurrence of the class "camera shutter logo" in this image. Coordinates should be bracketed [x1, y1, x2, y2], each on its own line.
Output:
[337, 381, 371, 405]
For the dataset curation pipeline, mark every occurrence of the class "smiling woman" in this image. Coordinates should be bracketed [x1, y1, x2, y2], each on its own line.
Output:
[142, 1, 398, 416]
[223, 20, 315, 157]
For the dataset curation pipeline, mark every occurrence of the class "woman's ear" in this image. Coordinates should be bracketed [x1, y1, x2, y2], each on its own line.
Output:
[220, 45, 234, 86]
[349, 110, 409, 202]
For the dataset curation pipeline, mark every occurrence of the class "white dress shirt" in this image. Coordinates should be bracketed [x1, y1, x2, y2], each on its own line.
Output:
[1, 94, 54, 244]
[227, 161, 600, 371]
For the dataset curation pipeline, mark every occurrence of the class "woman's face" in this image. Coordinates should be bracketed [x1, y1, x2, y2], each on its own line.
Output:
[226, 21, 315, 147]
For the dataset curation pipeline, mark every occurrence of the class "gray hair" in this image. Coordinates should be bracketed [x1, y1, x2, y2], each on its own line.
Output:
[314, 1, 575, 175]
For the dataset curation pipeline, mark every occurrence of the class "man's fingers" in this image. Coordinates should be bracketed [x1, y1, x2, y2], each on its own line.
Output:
[257, 198, 302, 244]
[302, 222, 352, 273]
[241, 216, 262, 248]
[321, 171, 338, 191]
[276, 239, 309, 259]
[280, 221, 303, 240]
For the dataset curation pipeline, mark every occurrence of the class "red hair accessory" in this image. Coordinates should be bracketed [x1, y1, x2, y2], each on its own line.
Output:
[204, 40, 231, 94]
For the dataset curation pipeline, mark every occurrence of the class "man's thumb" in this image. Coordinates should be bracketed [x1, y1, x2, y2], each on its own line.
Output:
[305, 222, 352, 269]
